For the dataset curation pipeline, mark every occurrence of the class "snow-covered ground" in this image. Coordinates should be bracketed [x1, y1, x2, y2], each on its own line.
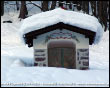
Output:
[1, 11, 109, 87]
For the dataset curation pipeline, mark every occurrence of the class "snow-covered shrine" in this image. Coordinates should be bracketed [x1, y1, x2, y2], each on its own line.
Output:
[20, 8, 103, 70]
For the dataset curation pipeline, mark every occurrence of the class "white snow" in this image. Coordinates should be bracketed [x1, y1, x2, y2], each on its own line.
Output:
[1, 8, 109, 87]
[10, 59, 25, 67]
[20, 8, 103, 44]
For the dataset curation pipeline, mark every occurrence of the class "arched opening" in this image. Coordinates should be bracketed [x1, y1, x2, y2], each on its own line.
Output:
[48, 40, 76, 69]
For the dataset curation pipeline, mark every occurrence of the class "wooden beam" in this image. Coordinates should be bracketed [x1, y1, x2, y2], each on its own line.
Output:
[24, 22, 96, 47]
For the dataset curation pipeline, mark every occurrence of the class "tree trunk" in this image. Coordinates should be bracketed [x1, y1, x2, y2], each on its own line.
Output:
[50, 1, 56, 10]
[19, 1, 28, 19]
[90, 1, 96, 16]
[72, 1, 78, 11]
[59, 1, 64, 7]
[93, 1, 96, 17]
[1, 1, 4, 16]
[16, 1, 19, 11]
[82, 1, 86, 13]
[102, 1, 108, 31]
[107, 1, 109, 22]
[85, 1, 89, 14]
[68, 1, 72, 9]
[97, 1, 103, 25]
[77, 1, 82, 11]
[42, 1, 49, 11]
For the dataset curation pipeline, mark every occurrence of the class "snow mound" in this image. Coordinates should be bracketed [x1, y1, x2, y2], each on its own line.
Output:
[10, 59, 25, 67]
[20, 8, 103, 44]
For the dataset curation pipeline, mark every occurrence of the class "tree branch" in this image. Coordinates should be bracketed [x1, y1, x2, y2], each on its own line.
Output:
[28, 1, 42, 11]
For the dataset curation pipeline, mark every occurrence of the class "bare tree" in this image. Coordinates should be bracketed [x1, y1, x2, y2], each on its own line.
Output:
[85, 1, 89, 14]
[82, 1, 86, 12]
[42, 1, 49, 11]
[19, 1, 28, 19]
[68, 1, 72, 9]
[50, 1, 56, 10]
[16, 1, 19, 11]
[1, 1, 4, 16]
[90, 1, 96, 16]
[17, 1, 109, 31]
[107, 1, 109, 22]
[77, 1, 82, 11]
[29, 1, 56, 11]
[58, 1, 64, 7]
[102, 1, 108, 31]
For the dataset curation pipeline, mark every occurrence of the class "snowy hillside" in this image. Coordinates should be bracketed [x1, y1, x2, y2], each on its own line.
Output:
[1, 10, 109, 87]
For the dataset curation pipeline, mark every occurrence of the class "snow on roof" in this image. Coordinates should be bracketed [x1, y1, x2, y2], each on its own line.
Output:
[20, 8, 103, 44]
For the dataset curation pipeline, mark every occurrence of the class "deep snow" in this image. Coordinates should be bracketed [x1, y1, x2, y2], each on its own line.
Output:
[1, 10, 109, 87]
